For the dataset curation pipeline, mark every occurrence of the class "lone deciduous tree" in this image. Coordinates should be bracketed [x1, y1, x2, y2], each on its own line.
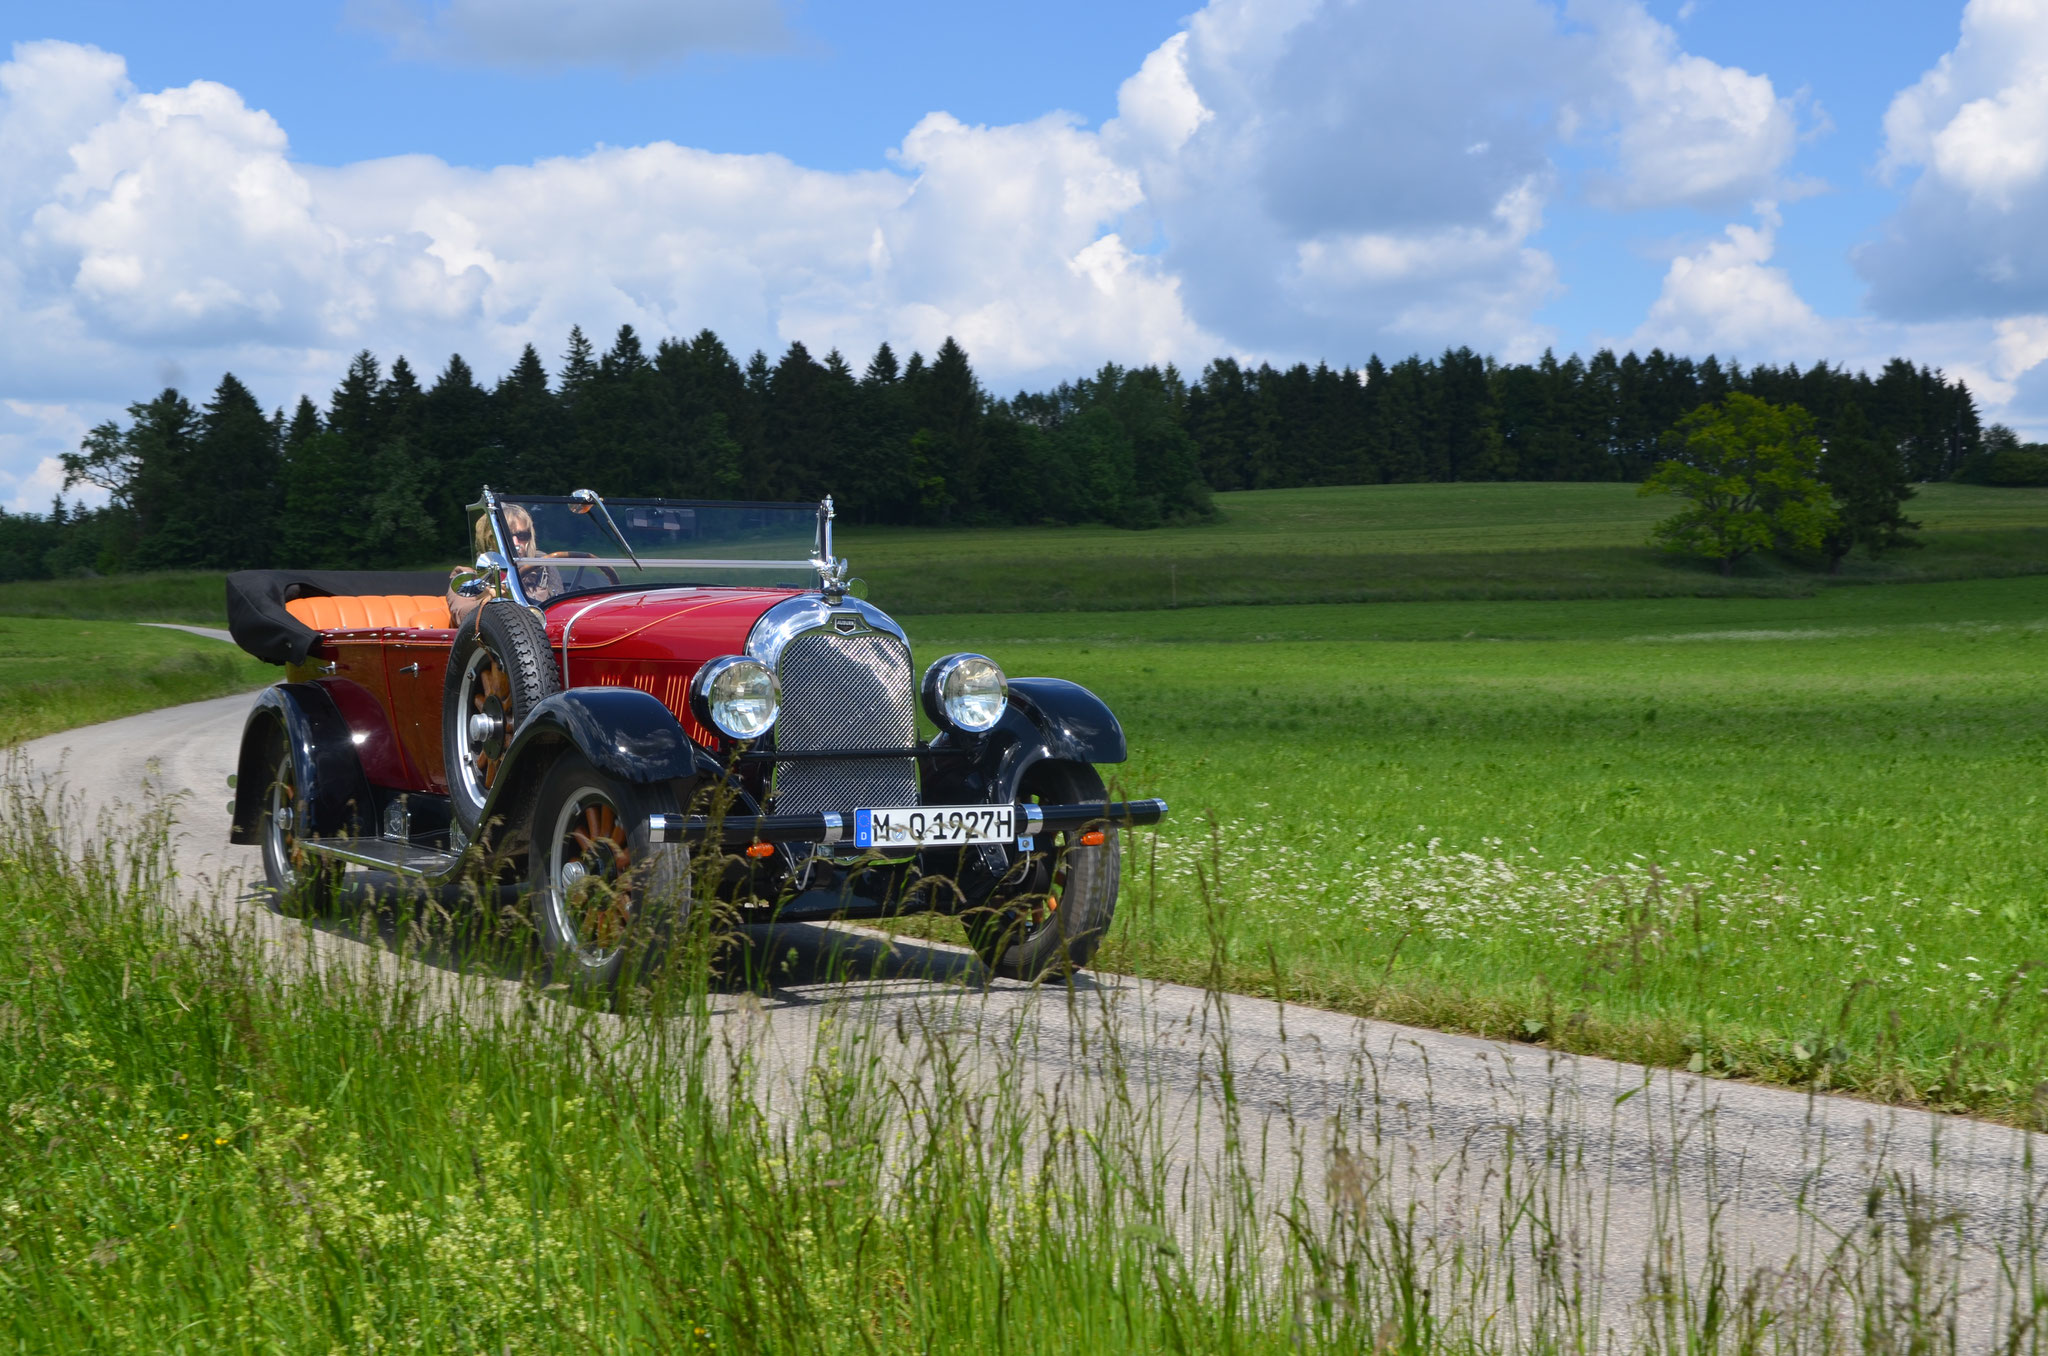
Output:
[1640, 393, 1837, 575]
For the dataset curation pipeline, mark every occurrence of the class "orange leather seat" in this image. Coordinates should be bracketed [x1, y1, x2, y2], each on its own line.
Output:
[286, 594, 452, 632]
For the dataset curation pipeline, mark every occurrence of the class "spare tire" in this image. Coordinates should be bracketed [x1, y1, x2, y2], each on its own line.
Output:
[443, 599, 559, 841]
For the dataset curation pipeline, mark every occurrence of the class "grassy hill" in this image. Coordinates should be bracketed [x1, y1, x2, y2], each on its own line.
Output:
[10, 481, 2044, 623]
[857, 481, 2048, 612]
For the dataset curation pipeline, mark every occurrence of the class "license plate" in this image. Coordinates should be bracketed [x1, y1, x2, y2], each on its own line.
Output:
[854, 804, 1016, 848]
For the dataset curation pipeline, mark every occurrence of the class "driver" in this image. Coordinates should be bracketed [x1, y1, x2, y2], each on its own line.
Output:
[448, 502, 565, 627]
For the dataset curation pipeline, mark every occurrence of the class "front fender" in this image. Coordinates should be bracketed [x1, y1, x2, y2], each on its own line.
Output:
[228, 684, 377, 843]
[922, 676, 1127, 807]
[476, 687, 720, 836]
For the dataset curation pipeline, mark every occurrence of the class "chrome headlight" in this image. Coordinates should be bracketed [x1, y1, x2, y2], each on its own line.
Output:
[922, 653, 1007, 734]
[691, 656, 778, 740]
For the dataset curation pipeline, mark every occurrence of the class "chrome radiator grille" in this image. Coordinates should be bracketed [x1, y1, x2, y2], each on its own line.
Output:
[771, 630, 919, 816]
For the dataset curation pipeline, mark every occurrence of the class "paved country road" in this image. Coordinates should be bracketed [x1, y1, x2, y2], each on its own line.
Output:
[17, 692, 2047, 1346]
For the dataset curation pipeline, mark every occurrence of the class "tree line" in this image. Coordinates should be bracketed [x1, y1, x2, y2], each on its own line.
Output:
[0, 322, 2015, 580]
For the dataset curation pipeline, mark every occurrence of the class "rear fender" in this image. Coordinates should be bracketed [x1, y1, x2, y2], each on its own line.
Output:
[475, 687, 720, 838]
[228, 684, 378, 843]
[922, 677, 1127, 807]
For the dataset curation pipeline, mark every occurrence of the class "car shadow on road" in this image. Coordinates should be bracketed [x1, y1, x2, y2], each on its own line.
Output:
[257, 872, 1086, 1007]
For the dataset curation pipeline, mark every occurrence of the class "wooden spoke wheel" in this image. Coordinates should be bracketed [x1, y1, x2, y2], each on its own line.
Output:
[528, 751, 689, 1002]
[258, 744, 337, 916]
[442, 600, 559, 838]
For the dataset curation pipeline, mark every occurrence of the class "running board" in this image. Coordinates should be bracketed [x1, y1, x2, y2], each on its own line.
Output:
[298, 836, 462, 878]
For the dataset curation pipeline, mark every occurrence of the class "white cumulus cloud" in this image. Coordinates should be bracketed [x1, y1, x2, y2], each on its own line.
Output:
[1631, 203, 1826, 355]
[1860, 0, 2048, 319]
[1572, 0, 1803, 209]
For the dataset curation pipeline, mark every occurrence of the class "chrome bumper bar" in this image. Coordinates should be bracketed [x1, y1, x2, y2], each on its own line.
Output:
[648, 798, 1169, 848]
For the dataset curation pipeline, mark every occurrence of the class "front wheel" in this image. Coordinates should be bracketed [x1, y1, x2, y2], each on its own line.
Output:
[527, 751, 690, 1003]
[963, 762, 1121, 981]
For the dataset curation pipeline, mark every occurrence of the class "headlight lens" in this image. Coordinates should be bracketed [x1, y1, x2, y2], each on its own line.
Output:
[922, 653, 1007, 734]
[692, 656, 778, 740]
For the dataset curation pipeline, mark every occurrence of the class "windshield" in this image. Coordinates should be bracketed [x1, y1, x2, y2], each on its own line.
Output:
[474, 494, 827, 602]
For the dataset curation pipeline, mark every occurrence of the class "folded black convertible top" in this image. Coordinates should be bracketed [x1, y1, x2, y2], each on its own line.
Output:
[225, 569, 452, 666]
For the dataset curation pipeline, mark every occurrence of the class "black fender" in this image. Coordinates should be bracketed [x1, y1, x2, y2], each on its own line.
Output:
[922, 676, 1126, 807]
[228, 684, 378, 844]
[475, 687, 721, 839]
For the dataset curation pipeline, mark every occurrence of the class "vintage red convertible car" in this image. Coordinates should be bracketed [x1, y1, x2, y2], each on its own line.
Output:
[225, 489, 1165, 993]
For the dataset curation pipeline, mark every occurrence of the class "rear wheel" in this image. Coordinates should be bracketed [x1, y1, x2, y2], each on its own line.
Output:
[527, 751, 690, 1003]
[964, 762, 1121, 981]
[443, 600, 559, 842]
[258, 743, 339, 916]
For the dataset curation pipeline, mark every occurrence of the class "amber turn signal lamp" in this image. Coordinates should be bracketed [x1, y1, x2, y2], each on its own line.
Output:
[744, 842, 775, 859]
[1079, 829, 1106, 847]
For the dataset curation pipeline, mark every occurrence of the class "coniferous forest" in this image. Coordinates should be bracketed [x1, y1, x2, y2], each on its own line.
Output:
[0, 322, 2005, 579]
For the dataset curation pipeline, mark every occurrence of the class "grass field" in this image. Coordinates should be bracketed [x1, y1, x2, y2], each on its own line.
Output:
[906, 574, 2048, 1122]
[10, 482, 2048, 623]
[0, 571, 231, 624]
[0, 619, 273, 745]
[3, 782, 2032, 1352]
[856, 481, 2048, 612]
[6, 484, 2048, 1119]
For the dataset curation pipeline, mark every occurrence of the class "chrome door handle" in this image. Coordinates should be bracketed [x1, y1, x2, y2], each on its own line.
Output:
[317, 662, 338, 676]
[399, 663, 421, 675]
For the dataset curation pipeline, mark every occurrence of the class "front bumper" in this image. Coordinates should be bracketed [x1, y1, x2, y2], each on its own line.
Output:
[648, 798, 1169, 849]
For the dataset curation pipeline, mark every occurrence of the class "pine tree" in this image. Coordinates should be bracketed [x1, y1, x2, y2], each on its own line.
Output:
[422, 353, 493, 529]
[863, 342, 900, 386]
[278, 431, 365, 568]
[184, 372, 280, 568]
[496, 344, 561, 489]
[328, 352, 383, 452]
[1819, 402, 1920, 569]
[559, 327, 598, 406]
[284, 395, 322, 451]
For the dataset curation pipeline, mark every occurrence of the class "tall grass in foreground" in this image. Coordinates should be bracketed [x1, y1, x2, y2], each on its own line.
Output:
[2, 781, 2045, 1351]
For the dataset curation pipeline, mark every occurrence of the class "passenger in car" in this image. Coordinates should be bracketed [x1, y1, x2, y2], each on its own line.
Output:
[448, 502, 565, 626]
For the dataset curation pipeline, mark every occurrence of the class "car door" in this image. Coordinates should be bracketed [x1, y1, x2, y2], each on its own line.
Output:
[383, 635, 452, 793]
[313, 630, 414, 793]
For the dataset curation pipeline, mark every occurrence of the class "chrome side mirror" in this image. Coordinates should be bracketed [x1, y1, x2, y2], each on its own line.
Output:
[455, 551, 506, 598]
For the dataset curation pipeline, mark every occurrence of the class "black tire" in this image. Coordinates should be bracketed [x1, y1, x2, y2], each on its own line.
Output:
[444, 600, 559, 841]
[527, 750, 691, 1003]
[257, 741, 340, 916]
[964, 762, 1121, 981]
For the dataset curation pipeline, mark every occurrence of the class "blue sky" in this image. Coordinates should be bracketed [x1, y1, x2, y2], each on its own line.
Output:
[3, 0, 2046, 509]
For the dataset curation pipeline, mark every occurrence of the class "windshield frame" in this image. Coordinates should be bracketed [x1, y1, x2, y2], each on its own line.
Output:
[466, 489, 835, 608]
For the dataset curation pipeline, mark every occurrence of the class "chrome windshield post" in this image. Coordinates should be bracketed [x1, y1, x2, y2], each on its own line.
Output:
[570, 487, 643, 571]
[474, 486, 532, 608]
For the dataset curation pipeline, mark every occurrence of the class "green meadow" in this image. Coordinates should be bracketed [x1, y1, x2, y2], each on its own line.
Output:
[6, 482, 2048, 1119]
[0, 618, 273, 745]
[9, 481, 2048, 622]
[908, 573, 2048, 1122]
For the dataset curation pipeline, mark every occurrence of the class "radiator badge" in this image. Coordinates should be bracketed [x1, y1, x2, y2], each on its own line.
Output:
[832, 613, 865, 635]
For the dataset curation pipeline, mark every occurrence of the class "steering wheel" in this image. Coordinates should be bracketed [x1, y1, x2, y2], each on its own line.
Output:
[544, 550, 621, 588]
